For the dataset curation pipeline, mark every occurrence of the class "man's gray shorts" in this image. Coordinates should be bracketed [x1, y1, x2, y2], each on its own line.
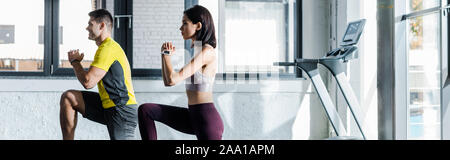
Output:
[81, 91, 138, 140]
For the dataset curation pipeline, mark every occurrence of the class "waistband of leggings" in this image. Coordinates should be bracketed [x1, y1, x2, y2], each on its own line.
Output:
[188, 103, 215, 109]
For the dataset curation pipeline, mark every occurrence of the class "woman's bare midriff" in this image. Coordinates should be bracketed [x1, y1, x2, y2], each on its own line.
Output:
[186, 90, 214, 105]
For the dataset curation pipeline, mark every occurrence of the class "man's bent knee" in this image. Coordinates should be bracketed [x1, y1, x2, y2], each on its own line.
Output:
[60, 90, 84, 113]
[61, 90, 79, 100]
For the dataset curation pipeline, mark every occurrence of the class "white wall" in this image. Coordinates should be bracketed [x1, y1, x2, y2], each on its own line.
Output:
[0, 79, 328, 140]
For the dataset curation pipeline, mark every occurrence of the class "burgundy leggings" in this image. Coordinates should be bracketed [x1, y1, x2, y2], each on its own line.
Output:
[138, 103, 224, 140]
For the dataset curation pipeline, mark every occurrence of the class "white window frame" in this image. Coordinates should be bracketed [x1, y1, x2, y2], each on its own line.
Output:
[215, 0, 300, 79]
[396, 0, 450, 140]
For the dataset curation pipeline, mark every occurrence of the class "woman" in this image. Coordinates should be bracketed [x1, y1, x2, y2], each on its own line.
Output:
[138, 5, 223, 140]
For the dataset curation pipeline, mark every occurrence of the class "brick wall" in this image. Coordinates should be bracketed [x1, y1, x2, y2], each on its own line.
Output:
[132, 0, 185, 69]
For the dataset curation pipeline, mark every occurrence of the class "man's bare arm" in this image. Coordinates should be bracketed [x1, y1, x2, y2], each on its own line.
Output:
[71, 62, 106, 89]
[68, 49, 106, 89]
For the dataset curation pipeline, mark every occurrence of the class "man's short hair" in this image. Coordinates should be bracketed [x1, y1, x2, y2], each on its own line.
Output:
[88, 9, 113, 30]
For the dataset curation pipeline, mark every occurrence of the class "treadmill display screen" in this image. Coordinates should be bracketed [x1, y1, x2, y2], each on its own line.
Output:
[343, 22, 360, 42]
[340, 19, 365, 46]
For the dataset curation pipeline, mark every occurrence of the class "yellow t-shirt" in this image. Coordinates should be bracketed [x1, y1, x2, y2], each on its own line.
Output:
[90, 37, 137, 109]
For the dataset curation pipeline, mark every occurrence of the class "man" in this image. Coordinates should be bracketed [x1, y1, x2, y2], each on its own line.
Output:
[59, 9, 138, 140]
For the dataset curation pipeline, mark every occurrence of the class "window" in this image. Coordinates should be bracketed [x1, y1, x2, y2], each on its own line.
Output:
[0, 0, 45, 73]
[200, 0, 300, 78]
[405, 0, 442, 140]
[222, 0, 291, 74]
[38, 26, 63, 44]
[55, 0, 100, 71]
[0, 0, 103, 76]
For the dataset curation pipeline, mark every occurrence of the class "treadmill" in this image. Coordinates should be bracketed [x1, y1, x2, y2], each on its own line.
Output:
[275, 19, 367, 140]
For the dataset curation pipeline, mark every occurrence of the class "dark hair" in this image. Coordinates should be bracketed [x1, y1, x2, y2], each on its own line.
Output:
[88, 9, 113, 30]
[184, 5, 216, 48]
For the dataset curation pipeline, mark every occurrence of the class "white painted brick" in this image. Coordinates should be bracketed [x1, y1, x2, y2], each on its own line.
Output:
[133, 0, 185, 69]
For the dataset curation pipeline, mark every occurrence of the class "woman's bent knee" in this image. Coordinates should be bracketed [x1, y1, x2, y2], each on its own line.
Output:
[138, 103, 159, 119]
